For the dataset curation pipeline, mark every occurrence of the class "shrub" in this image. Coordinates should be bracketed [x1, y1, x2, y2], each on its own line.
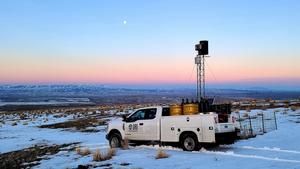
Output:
[76, 147, 91, 156]
[11, 121, 17, 126]
[269, 100, 275, 107]
[121, 139, 129, 149]
[155, 149, 169, 159]
[93, 148, 116, 161]
[75, 147, 81, 154]
[19, 113, 27, 120]
[107, 148, 116, 157]
[291, 106, 299, 112]
[93, 149, 102, 161]
[284, 100, 290, 105]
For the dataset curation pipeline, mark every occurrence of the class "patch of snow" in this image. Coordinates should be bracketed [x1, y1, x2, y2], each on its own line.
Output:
[2, 107, 300, 169]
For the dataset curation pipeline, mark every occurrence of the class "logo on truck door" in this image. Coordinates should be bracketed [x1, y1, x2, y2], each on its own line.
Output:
[128, 124, 138, 132]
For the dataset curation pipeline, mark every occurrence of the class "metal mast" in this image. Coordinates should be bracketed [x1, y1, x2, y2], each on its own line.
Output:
[195, 40, 209, 101]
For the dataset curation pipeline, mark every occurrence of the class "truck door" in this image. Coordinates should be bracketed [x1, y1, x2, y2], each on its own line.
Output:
[124, 108, 159, 141]
[124, 110, 143, 140]
[136, 108, 159, 141]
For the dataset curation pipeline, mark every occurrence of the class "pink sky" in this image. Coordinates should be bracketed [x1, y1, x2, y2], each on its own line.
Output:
[1, 51, 299, 86]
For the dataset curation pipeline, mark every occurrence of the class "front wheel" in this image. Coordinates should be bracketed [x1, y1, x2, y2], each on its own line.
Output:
[109, 133, 121, 148]
[180, 133, 200, 151]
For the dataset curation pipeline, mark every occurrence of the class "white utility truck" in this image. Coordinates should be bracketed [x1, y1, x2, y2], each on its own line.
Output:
[106, 106, 237, 151]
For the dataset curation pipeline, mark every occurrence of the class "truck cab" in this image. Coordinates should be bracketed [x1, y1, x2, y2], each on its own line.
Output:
[106, 106, 237, 151]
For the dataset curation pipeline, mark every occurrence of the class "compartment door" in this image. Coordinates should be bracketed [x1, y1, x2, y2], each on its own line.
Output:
[201, 116, 216, 142]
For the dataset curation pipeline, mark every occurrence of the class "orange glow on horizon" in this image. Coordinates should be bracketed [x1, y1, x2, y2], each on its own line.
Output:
[0, 51, 299, 84]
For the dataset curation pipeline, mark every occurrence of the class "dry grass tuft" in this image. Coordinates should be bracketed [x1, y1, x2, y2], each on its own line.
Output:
[93, 148, 116, 161]
[76, 147, 91, 156]
[19, 113, 27, 120]
[155, 149, 169, 159]
[107, 148, 116, 157]
[75, 147, 81, 154]
[121, 139, 129, 149]
[245, 107, 251, 112]
[93, 149, 102, 161]
[284, 100, 290, 105]
[291, 106, 300, 112]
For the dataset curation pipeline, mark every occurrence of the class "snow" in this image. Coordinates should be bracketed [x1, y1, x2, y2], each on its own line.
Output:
[1, 107, 300, 169]
[0, 113, 107, 153]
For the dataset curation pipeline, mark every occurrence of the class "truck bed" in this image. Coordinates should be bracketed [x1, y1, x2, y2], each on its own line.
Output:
[160, 114, 216, 143]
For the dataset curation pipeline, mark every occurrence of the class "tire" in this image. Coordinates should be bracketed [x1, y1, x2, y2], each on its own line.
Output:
[180, 133, 200, 151]
[109, 133, 122, 148]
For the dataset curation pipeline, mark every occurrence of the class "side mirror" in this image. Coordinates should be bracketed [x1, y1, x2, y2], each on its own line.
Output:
[122, 115, 127, 122]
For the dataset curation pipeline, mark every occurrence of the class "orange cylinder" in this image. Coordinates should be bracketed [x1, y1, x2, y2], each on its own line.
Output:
[170, 105, 182, 116]
[183, 104, 198, 115]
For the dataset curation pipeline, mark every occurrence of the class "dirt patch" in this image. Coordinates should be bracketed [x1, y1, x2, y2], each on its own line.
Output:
[0, 143, 77, 169]
[39, 118, 106, 131]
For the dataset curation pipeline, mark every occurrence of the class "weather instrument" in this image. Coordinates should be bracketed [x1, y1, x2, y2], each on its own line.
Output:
[195, 40, 209, 101]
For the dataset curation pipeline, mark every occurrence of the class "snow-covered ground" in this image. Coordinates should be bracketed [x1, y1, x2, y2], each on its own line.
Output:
[1, 107, 300, 169]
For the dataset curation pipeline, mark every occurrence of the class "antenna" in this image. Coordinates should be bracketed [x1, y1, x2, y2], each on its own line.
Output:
[195, 40, 209, 101]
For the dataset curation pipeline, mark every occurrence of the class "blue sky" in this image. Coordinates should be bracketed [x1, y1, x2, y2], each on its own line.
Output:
[0, 0, 299, 90]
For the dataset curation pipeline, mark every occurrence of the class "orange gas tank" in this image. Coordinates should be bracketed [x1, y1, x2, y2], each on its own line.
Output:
[183, 103, 198, 115]
[170, 105, 182, 116]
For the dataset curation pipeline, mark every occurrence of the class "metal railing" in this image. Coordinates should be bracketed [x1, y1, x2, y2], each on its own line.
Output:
[234, 111, 277, 138]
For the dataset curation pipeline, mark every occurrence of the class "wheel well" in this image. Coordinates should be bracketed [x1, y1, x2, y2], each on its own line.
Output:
[108, 129, 121, 139]
[179, 131, 198, 142]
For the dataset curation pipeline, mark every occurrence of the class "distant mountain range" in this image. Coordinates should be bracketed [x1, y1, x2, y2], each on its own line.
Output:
[0, 84, 299, 110]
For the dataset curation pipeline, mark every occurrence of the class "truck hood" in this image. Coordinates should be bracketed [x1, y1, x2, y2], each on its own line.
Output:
[109, 118, 123, 124]
[107, 117, 124, 130]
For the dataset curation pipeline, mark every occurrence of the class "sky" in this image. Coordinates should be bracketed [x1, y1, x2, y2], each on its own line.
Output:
[0, 0, 299, 90]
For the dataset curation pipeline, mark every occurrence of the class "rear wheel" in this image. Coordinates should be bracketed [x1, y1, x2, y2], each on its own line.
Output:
[109, 133, 121, 148]
[180, 133, 200, 151]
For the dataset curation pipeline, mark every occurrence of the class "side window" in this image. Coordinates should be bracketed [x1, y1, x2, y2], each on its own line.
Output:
[127, 110, 145, 122]
[144, 108, 156, 120]
[127, 108, 156, 122]
[162, 107, 170, 116]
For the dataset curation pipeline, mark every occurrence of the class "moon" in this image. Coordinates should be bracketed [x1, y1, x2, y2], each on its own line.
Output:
[123, 20, 127, 25]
